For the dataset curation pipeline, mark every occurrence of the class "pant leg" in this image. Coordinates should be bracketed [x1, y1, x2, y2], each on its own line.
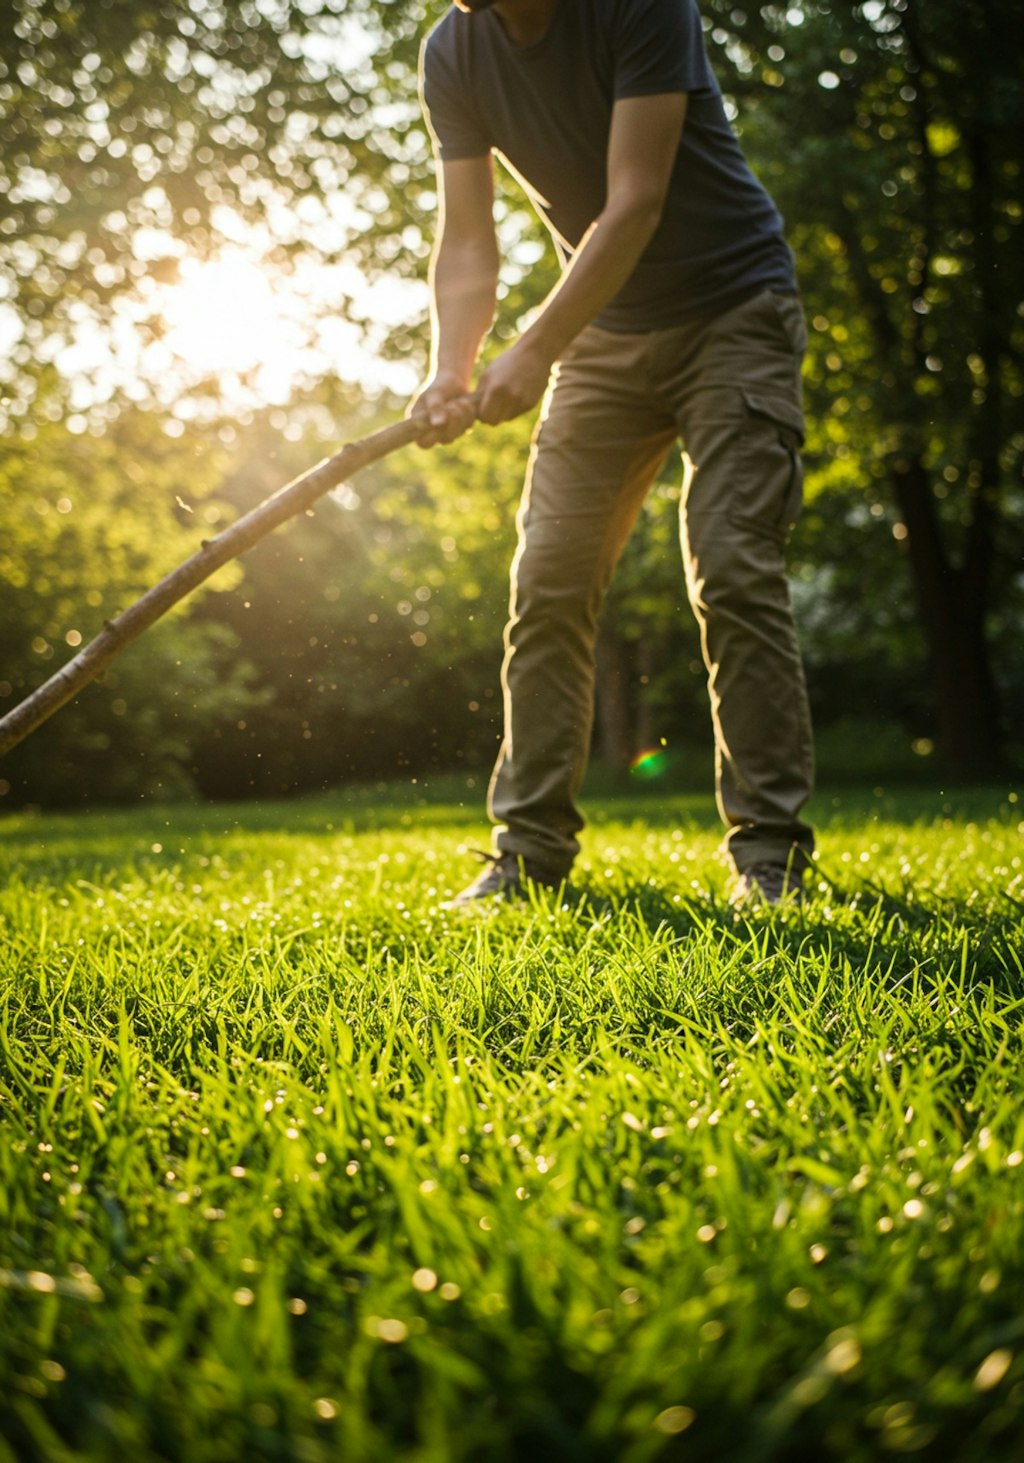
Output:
[664, 289, 815, 872]
[489, 326, 677, 873]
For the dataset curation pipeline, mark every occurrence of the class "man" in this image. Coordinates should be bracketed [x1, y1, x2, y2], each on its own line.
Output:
[411, 0, 815, 907]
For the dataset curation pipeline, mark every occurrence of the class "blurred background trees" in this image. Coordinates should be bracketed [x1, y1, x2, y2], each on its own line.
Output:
[721, 0, 1024, 777]
[1, 0, 1021, 806]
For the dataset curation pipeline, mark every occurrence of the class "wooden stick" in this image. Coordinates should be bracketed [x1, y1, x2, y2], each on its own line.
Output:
[0, 409, 442, 758]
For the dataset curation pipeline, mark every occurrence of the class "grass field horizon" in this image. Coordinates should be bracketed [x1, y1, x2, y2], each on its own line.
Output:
[2, 780, 1023, 1460]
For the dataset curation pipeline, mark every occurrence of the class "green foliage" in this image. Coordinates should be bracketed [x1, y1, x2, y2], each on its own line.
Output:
[0, 414, 264, 803]
[0, 0, 447, 410]
[700, 0, 1024, 769]
[0, 0, 553, 421]
[740, 0, 1024, 530]
[4, 0, 1023, 795]
[183, 409, 533, 797]
[1, 787, 1024, 1459]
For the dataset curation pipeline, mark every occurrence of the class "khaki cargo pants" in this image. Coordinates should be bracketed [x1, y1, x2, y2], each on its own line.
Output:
[488, 286, 815, 878]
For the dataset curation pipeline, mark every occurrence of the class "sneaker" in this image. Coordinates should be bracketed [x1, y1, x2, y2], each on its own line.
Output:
[731, 861, 805, 908]
[445, 850, 564, 909]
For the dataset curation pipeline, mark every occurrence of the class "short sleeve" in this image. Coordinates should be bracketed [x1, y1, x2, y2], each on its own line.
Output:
[420, 34, 492, 161]
[612, 0, 714, 99]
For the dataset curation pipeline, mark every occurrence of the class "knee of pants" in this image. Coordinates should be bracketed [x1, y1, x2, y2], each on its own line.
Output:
[511, 524, 608, 626]
[682, 513, 789, 620]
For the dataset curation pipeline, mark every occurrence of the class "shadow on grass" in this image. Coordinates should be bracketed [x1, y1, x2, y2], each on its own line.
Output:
[562, 865, 1024, 997]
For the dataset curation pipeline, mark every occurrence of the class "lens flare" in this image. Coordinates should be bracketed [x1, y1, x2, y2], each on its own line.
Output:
[630, 745, 668, 781]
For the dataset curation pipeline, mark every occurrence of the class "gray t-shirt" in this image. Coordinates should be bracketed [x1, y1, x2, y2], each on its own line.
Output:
[421, 0, 797, 330]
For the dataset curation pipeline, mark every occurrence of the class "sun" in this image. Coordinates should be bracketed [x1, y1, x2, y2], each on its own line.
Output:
[145, 235, 427, 410]
[161, 250, 297, 377]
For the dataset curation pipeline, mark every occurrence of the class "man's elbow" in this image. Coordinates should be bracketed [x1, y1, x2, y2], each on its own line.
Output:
[438, 225, 499, 268]
[434, 229, 497, 272]
[607, 187, 667, 241]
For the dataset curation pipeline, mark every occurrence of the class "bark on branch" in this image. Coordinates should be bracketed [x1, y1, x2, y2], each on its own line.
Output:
[0, 408, 446, 758]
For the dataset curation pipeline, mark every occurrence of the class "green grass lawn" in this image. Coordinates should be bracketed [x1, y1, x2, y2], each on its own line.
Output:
[2, 781, 1023, 1462]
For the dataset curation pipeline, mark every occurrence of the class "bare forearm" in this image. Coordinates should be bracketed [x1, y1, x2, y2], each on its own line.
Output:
[430, 237, 500, 386]
[522, 197, 661, 363]
[409, 153, 497, 445]
[472, 92, 688, 427]
[471, 198, 663, 424]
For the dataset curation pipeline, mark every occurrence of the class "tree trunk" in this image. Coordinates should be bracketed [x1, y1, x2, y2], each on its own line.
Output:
[891, 455, 1003, 778]
[836, 181, 1005, 779]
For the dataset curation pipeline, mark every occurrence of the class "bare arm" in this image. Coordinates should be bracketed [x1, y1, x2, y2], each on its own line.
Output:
[476, 91, 689, 424]
[409, 154, 499, 445]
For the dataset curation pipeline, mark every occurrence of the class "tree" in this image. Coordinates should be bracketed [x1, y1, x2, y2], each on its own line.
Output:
[702, 0, 1024, 775]
[3, 0, 1021, 798]
[183, 407, 530, 799]
[0, 412, 265, 802]
[0, 0, 441, 421]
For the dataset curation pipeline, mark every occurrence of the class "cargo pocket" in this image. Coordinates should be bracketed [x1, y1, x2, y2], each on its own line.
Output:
[728, 389, 806, 540]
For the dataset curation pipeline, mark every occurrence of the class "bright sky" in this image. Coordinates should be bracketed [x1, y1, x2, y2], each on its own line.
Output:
[40, 213, 429, 431]
[0, 8, 433, 431]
